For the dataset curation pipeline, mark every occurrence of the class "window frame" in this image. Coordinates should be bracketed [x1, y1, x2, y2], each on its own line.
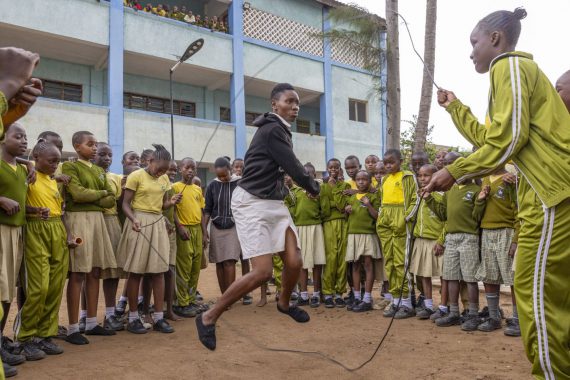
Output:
[123, 91, 196, 118]
[348, 98, 368, 123]
[40, 78, 83, 103]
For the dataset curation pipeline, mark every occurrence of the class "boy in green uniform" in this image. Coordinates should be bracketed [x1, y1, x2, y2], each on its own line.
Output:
[321, 158, 350, 308]
[425, 152, 485, 330]
[428, 8, 570, 377]
[173, 158, 208, 318]
[474, 167, 520, 335]
[377, 149, 417, 319]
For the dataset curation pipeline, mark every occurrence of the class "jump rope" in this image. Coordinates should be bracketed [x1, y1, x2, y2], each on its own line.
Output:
[130, 10, 435, 372]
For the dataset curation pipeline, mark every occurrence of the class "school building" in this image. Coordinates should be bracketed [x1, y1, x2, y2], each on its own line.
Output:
[0, 0, 387, 178]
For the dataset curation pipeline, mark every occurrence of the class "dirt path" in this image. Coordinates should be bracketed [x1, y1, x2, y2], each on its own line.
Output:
[7, 267, 531, 379]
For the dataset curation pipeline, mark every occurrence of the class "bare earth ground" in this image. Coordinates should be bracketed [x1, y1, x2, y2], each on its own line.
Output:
[6, 266, 531, 380]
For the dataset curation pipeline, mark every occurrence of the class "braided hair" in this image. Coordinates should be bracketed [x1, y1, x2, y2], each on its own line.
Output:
[32, 140, 58, 160]
[151, 144, 172, 162]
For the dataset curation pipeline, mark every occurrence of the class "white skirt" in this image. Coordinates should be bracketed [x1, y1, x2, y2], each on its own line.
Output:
[297, 224, 326, 269]
[345, 234, 381, 262]
[231, 186, 300, 260]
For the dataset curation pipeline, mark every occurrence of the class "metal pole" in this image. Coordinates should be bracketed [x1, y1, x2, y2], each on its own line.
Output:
[170, 69, 175, 159]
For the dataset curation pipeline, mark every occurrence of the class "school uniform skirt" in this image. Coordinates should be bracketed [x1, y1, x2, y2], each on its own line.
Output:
[117, 211, 170, 274]
[101, 214, 126, 280]
[0, 225, 23, 302]
[208, 225, 241, 264]
[65, 211, 116, 273]
[410, 237, 443, 277]
[231, 186, 300, 260]
[345, 234, 381, 262]
[297, 224, 326, 269]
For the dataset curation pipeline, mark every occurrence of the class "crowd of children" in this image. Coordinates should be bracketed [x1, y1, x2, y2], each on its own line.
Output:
[123, 1, 229, 33]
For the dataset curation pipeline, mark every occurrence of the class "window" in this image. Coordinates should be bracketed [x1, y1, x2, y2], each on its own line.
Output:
[40, 79, 83, 102]
[246, 111, 262, 125]
[123, 92, 196, 118]
[348, 99, 368, 123]
[220, 107, 231, 122]
[315, 122, 321, 136]
[296, 119, 311, 134]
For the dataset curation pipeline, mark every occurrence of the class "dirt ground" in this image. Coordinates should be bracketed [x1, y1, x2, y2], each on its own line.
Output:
[6, 266, 531, 380]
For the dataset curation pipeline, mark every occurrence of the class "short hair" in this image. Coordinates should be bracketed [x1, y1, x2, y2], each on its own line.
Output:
[411, 151, 429, 160]
[420, 164, 438, 174]
[214, 157, 231, 169]
[327, 158, 341, 166]
[365, 154, 380, 161]
[71, 131, 93, 146]
[344, 155, 360, 165]
[151, 144, 171, 162]
[271, 83, 296, 100]
[356, 170, 371, 179]
[123, 150, 137, 161]
[444, 151, 462, 163]
[304, 162, 315, 171]
[181, 157, 197, 166]
[37, 131, 60, 141]
[97, 142, 111, 149]
[384, 149, 402, 160]
[478, 7, 527, 48]
[31, 140, 59, 159]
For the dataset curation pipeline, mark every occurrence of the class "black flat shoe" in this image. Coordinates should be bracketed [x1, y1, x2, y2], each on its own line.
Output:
[153, 319, 174, 333]
[64, 332, 89, 345]
[85, 325, 116, 336]
[127, 319, 148, 334]
[277, 304, 310, 323]
[195, 314, 216, 351]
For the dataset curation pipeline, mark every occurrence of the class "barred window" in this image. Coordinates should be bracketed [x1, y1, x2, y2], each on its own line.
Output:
[124, 92, 196, 117]
[246, 111, 262, 125]
[296, 119, 311, 134]
[220, 107, 231, 122]
[40, 79, 83, 102]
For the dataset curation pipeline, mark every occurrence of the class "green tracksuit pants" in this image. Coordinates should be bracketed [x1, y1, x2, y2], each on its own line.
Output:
[272, 255, 283, 292]
[16, 218, 69, 342]
[515, 179, 570, 379]
[377, 205, 408, 299]
[175, 224, 202, 307]
[322, 219, 348, 296]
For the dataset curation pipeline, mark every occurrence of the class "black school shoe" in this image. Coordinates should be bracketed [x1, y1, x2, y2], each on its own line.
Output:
[352, 301, 372, 313]
[296, 297, 309, 307]
[14, 340, 46, 361]
[324, 298, 335, 308]
[104, 315, 124, 331]
[0, 347, 25, 366]
[85, 325, 116, 336]
[3, 362, 17, 378]
[335, 297, 346, 308]
[37, 338, 64, 355]
[277, 304, 310, 323]
[127, 319, 148, 334]
[153, 319, 174, 333]
[310, 296, 320, 308]
[195, 314, 216, 351]
[65, 332, 89, 345]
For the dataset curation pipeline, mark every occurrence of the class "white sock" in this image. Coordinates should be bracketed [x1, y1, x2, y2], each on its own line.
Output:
[439, 305, 448, 313]
[153, 312, 164, 322]
[425, 299, 434, 310]
[301, 291, 309, 300]
[105, 307, 114, 319]
[79, 310, 87, 319]
[324, 295, 333, 300]
[383, 293, 393, 301]
[85, 317, 97, 331]
[354, 290, 361, 301]
[363, 292, 372, 303]
[402, 298, 412, 308]
[119, 295, 128, 303]
[129, 311, 139, 323]
[335, 294, 342, 299]
[312, 291, 320, 298]
[393, 298, 401, 307]
[137, 296, 144, 304]
[68, 323, 79, 335]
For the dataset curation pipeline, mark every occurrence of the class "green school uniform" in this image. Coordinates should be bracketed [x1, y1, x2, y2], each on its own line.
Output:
[286, 186, 321, 226]
[321, 180, 350, 296]
[413, 191, 445, 244]
[338, 192, 380, 235]
[444, 51, 570, 378]
[0, 161, 27, 226]
[62, 161, 115, 212]
[376, 171, 417, 299]
[475, 176, 519, 242]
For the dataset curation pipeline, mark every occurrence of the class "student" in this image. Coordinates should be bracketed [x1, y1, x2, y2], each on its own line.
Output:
[122, 151, 140, 172]
[424, 152, 484, 329]
[433, 150, 447, 171]
[164, 161, 180, 321]
[231, 158, 244, 177]
[117, 144, 180, 334]
[62, 131, 118, 345]
[428, 8, 570, 377]
[143, 3, 152, 12]
[373, 161, 386, 188]
[321, 158, 350, 308]
[410, 151, 429, 177]
[287, 163, 325, 308]
[184, 10, 196, 24]
[409, 164, 446, 319]
[172, 158, 208, 318]
[364, 155, 380, 189]
[195, 83, 320, 351]
[204, 157, 241, 295]
[343, 155, 361, 191]
[377, 149, 417, 319]
[340, 171, 381, 312]
[556, 70, 570, 112]
[139, 149, 153, 169]
[0, 124, 29, 374]
[15, 140, 76, 360]
[473, 167, 519, 335]
[93, 143, 125, 332]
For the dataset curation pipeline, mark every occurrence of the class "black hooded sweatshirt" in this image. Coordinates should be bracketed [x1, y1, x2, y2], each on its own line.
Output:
[238, 113, 320, 200]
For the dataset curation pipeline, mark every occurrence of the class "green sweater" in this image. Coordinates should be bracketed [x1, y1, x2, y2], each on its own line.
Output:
[285, 186, 321, 226]
[414, 191, 445, 244]
[445, 51, 570, 208]
[476, 176, 520, 242]
[0, 161, 27, 226]
[63, 161, 116, 212]
[321, 180, 350, 222]
[338, 191, 380, 234]
[426, 182, 485, 235]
